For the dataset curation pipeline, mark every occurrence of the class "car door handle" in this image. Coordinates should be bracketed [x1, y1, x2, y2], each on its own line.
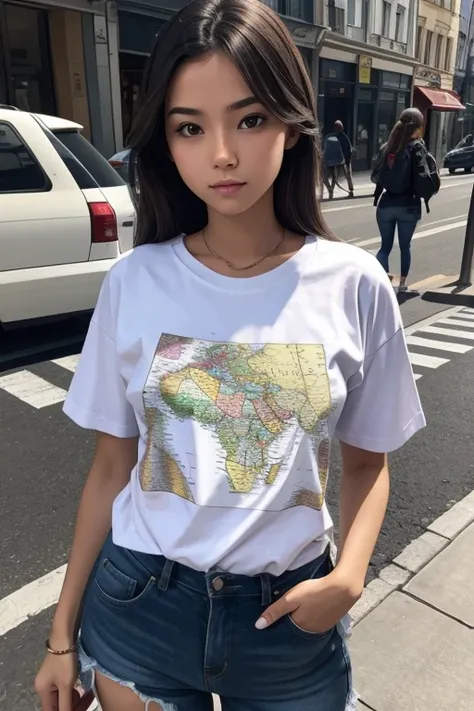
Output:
[122, 220, 134, 227]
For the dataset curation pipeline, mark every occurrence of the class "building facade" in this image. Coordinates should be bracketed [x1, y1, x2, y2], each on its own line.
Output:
[452, 0, 474, 145]
[0, 0, 122, 157]
[114, 0, 326, 142]
[314, 0, 419, 170]
[414, 0, 465, 162]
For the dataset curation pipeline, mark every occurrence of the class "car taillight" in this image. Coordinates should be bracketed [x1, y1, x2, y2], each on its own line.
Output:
[88, 202, 118, 243]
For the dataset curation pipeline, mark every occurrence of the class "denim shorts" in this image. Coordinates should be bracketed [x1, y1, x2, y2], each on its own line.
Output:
[78, 532, 357, 711]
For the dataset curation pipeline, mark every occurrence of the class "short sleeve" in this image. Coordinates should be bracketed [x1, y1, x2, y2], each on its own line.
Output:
[63, 271, 139, 438]
[335, 263, 426, 453]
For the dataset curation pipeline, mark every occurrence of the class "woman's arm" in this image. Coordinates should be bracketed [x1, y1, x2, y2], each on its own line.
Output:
[335, 442, 390, 595]
[49, 432, 138, 648]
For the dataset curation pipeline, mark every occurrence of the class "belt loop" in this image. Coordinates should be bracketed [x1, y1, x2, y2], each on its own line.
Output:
[259, 573, 272, 606]
[157, 559, 174, 591]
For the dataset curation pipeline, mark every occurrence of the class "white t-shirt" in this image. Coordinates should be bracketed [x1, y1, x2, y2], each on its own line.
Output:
[64, 235, 425, 576]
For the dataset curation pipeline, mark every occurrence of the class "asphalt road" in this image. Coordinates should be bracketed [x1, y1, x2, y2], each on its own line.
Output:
[2, 176, 474, 709]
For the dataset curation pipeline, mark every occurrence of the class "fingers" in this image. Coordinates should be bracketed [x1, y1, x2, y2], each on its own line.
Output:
[58, 684, 74, 711]
[36, 687, 57, 711]
[255, 594, 297, 630]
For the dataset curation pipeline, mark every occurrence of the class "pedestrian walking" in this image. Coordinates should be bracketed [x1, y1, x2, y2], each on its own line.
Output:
[34, 2, 425, 710]
[371, 107, 440, 293]
[321, 121, 354, 199]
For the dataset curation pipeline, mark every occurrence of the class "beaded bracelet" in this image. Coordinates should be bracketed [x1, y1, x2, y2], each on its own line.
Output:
[45, 638, 77, 655]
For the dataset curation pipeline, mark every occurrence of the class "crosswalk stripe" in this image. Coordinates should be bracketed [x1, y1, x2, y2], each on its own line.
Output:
[421, 325, 474, 341]
[406, 335, 473, 354]
[0, 371, 66, 408]
[52, 355, 81, 372]
[450, 312, 474, 322]
[438, 318, 474, 328]
[409, 352, 449, 369]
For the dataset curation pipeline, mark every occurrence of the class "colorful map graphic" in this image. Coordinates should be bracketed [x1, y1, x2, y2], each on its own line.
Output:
[140, 335, 332, 510]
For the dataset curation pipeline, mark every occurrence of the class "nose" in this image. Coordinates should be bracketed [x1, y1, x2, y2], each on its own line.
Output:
[212, 129, 238, 170]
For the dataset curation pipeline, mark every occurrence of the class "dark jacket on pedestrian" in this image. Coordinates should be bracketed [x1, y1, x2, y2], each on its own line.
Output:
[335, 132, 353, 165]
[322, 134, 345, 167]
[372, 139, 437, 209]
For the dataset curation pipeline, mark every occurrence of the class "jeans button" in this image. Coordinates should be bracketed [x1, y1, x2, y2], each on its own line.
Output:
[212, 577, 224, 591]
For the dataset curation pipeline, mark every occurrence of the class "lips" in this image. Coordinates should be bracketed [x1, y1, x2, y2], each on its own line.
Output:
[210, 181, 246, 196]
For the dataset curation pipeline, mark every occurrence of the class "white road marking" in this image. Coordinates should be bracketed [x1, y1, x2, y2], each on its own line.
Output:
[414, 373, 423, 380]
[406, 335, 473, 354]
[409, 352, 449, 369]
[52, 355, 81, 372]
[421, 325, 474, 341]
[445, 311, 474, 321]
[0, 565, 66, 636]
[438, 317, 474, 328]
[0, 371, 66, 408]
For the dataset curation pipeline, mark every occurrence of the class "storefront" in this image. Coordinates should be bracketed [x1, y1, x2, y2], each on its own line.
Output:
[0, 2, 56, 114]
[414, 86, 466, 164]
[118, 9, 168, 140]
[318, 56, 413, 171]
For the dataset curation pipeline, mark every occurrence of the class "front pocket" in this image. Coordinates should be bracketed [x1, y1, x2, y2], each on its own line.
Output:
[95, 557, 156, 608]
[285, 613, 335, 641]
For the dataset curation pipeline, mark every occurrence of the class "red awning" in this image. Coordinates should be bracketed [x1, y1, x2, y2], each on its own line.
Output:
[415, 87, 466, 112]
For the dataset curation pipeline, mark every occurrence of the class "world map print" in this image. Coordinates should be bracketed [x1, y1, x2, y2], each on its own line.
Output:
[140, 335, 333, 511]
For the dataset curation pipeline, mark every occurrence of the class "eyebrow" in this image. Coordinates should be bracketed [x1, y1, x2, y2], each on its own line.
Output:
[167, 96, 260, 117]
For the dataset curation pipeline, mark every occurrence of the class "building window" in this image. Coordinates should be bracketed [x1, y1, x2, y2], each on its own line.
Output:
[416, 25, 423, 60]
[4, 4, 56, 115]
[424, 30, 433, 66]
[327, 1, 345, 34]
[262, 0, 313, 22]
[382, 1, 391, 38]
[285, 0, 313, 22]
[347, 0, 356, 26]
[445, 37, 453, 72]
[435, 34, 444, 69]
[395, 4, 405, 42]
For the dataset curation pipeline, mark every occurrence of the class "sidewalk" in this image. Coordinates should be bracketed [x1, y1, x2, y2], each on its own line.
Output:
[350, 490, 474, 711]
[324, 167, 464, 202]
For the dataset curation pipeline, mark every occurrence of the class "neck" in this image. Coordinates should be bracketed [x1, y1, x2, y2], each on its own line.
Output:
[204, 190, 283, 260]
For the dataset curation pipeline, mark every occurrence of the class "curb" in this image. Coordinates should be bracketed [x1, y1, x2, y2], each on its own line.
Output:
[349, 489, 474, 626]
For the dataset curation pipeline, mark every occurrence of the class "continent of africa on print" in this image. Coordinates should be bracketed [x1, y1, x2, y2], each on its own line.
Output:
[139, 334, 333, 511]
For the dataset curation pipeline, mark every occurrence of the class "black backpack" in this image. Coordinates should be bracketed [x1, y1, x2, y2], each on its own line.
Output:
[413, 145, 440, 208]
[371, 141, 440, 212]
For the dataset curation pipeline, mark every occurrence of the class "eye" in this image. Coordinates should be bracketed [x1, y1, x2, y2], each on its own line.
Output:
[239, 114, 267, 130]
[177, 123, 202, 137]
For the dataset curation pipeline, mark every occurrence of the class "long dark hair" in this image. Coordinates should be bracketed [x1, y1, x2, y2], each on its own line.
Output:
[127, 0, 335, 246]
[384, 107, 424, 157]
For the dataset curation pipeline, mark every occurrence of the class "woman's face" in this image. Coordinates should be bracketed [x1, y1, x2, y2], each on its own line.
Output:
[165, 51, 298, 217]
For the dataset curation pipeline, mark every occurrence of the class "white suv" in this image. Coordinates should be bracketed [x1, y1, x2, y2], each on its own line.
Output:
[0, 106, 135, 327]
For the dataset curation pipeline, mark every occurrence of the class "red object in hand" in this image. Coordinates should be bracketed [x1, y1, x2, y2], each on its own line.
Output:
[74, 689, 96, 710]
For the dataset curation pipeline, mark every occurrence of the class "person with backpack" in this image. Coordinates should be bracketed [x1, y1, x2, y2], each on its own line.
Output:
[321, 126, 346, 200]
[371, 107, 440, 293]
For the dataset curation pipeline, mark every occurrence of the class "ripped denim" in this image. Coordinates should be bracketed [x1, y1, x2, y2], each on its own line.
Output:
[78, 532, 358, 711]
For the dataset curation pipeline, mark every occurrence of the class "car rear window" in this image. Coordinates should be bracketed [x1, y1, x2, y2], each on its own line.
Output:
[53, 130, 125, 188]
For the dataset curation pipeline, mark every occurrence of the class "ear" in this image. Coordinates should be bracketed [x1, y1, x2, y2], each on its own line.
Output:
[285, 127, 299, 151]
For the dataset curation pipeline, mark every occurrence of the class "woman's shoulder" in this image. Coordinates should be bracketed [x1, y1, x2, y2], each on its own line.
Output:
[107, 237, 181, 282]
[317, 237, 395, 294]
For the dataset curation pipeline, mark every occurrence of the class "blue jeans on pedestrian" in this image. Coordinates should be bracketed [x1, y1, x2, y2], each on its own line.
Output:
[376, 204, 421, 278]
[77, 532, 356, 711]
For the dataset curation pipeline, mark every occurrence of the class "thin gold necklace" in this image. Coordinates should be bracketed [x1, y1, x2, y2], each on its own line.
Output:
[201, 228, 286, 271]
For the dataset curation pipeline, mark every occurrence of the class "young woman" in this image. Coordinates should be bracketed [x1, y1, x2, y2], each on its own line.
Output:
[35, 1, 425, 710]
[372, 108, 427, 292]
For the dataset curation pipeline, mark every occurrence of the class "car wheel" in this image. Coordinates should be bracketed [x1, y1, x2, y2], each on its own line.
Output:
[464, 167, 472, 173]
[449, 168, 455, 174]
